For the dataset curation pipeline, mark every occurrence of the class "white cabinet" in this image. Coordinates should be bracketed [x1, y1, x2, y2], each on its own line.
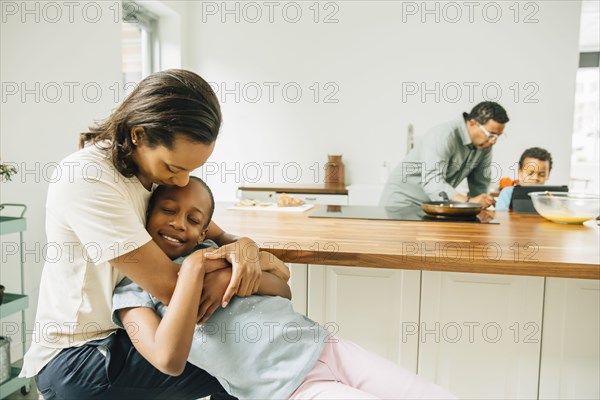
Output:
[239, 190, 348, 205]
[294, 264, 598, 399]
[237, 189, 277, 203]
[418, 271, 544, 399]
[307, 265, 421, 372]
[538, 278, 600, 400]
[347, 184, 385, 206]
[290, 193, 348, 206]
[288, 263, 308, 316]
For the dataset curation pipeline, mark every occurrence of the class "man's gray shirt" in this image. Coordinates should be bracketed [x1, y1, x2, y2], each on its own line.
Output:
[380, 116, 492, 206]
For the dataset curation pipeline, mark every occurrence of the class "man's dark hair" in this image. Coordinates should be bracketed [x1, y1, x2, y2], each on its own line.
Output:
[466, 101, 509, 124]
[147, 176, 215, 228]
[519, 147, 553, 172]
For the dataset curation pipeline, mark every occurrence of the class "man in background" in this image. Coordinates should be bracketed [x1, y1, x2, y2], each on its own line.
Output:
[380, 101, 509, 208]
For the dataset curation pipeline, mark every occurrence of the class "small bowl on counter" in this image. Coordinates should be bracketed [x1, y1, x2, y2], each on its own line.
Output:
[529, 192, 600, 224]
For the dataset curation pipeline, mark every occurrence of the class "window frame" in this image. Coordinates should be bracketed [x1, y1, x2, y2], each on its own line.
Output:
[122, 1, 160, 78]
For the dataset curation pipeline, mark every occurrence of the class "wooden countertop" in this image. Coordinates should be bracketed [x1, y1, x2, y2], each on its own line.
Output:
[213, 204, 600, 280]
[239, 185, 348, 195]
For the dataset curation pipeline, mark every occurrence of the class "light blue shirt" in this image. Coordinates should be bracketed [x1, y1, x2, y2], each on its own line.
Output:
[112, 257, 327, 399]
[495, 186, 515, 211]
[380, 115, 493, 206]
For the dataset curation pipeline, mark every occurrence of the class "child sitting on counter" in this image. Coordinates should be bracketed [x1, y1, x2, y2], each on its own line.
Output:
[112, 176, 456, 399]
[495, 147, 553, 211]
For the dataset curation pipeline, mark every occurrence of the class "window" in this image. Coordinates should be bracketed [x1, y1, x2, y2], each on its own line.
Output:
[570, 0, 599, 194]
[121, 2, 159, 90]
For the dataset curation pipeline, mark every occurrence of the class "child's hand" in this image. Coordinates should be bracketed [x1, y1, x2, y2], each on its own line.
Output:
[197, 268, 232, 324]
[179, 252, 208, 276]
[182, 247, 229, 275]
[204, 237, 262, 307]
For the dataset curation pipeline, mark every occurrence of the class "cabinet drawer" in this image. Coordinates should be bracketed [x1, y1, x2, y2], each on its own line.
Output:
[238, 190, 277, 202]
[239, 190, 348, 206]
[292, 194, 348, 205]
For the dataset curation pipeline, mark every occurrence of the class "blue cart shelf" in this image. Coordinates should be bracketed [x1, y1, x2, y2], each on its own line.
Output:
[0, 204, 31, 398]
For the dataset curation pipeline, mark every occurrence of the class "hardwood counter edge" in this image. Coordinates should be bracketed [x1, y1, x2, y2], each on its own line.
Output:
[260, 248, 600, 280]
[238, 186, 348, 195]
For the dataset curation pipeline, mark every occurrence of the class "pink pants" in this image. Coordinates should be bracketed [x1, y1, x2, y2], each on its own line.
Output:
[290, 338, 457, 399]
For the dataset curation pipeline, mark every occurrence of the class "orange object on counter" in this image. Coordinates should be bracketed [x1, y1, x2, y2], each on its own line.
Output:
[499, 178, 520, 189]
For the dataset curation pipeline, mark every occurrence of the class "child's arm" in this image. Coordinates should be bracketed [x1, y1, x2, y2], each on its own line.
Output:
[257, 270, 292, 298]
[198, 269, 291, 324]
[259, 250, 291, 283]
[118, 262, 206, 376]
[205, 221, 291, 283]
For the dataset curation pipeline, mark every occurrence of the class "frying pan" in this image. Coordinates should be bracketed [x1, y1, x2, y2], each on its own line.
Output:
[421, 191, 482, 217]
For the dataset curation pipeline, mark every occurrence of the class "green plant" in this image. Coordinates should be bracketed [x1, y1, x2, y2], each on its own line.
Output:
[0, 162, 17, 182]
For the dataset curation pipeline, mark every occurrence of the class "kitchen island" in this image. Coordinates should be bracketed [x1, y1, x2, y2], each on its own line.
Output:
[213, 204, 599, 279]
[213, 204, 600, 400]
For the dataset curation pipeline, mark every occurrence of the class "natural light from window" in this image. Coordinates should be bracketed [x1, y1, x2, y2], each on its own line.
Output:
[571, 0, 600, 194]
[120, 2, 158, 96]
[122, 22, 143, 86]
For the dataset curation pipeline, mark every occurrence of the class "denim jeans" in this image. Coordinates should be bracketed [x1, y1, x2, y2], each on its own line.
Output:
[35, 329, 235, 400]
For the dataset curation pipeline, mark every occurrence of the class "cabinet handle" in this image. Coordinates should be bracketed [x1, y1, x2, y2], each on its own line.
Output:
[305, 197, 317, 201]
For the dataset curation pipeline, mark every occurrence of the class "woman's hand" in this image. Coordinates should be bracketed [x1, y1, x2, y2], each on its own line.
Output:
[197, 268, 232, 324]
[204, 237, 262, 307]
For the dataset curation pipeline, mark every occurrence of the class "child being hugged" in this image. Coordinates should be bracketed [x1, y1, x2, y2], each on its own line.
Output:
[112, 177, 456, 399]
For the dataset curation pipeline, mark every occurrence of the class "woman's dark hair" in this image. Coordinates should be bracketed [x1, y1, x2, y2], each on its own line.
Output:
[465, 101, 510, 124]
[519, 147, 553, 171]
[146, 176, 215, 229]
[80, 69, 222, 177]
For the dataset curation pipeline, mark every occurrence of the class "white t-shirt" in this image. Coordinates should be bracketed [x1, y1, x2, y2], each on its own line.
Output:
[20, 142, 153, 377]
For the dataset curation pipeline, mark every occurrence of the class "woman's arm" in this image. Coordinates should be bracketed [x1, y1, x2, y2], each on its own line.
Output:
[110, 242, 228, 306]
[51, 165, 185, 307]
[110, 242, 179, 305]
[118, 262, 206, 376]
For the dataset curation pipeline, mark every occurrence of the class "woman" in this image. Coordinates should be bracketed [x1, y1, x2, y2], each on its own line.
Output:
[20, 69, 289, 399]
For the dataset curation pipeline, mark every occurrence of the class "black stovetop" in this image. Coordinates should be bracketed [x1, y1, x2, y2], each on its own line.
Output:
[309, 205, 499, 224]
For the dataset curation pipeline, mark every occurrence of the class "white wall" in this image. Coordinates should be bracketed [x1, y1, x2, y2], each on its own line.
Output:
[138, 0, 189, 69]
[186, 0, 582, 201]
[1, 1, 122, 356]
